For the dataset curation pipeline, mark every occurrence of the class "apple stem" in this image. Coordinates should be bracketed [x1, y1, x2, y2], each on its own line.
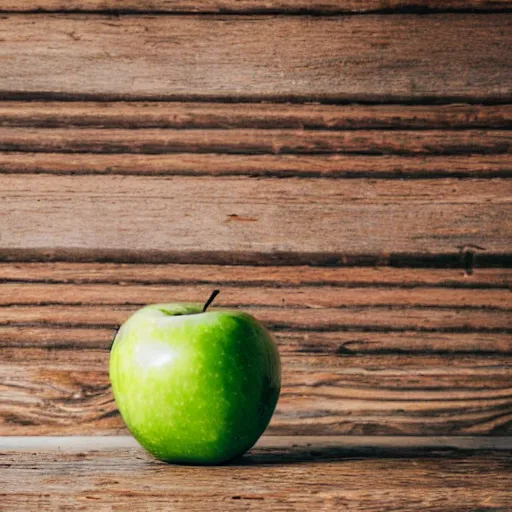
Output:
[203, 289, 220, 312]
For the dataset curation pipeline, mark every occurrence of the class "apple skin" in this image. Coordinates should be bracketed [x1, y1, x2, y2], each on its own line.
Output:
[109, 303, 281, 465]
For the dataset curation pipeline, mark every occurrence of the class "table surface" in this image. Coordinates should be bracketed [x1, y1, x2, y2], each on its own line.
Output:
[1, 436, 511, 511]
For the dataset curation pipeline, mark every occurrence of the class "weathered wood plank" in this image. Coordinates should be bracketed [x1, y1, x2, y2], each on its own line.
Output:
[2, 152, 511, 178]
[1, 15, 510, 101]
[1, 437, 510, 512]
[273, 331, 512, 355]
[2, 128, 510, 155]
[2, 304, 510, 332]
[1, 175, 511, 260]
[3, 0, 512, 12]
[2, 283, 511, 309]
[1, 262, 510, 287]
[1, 102, 511, 129]
[1, 350, 511, 435]
[2, 326, 511, 354]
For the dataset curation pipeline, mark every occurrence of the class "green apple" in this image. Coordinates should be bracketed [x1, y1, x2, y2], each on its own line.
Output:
[109, 291, 281, 465]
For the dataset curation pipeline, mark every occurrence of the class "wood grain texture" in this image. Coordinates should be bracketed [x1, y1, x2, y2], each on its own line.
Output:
[2, 264, 510, 336]
[2, 283, 511, 309]
[2, 262, 510, 287]
[1, 175, 511, 260]
[2, 152, 511, 178]
[1, 2, 510, 448]
[1, 15, 511, 101]
[3, 304, 511, 331]
[2, 327, 512, 353]
[3, 0, 512, 12]
[1, 437, 511, 512]
[0, 283, 512, 310]
[2, 127, 511, 155]
[1, 349, 511, 435]
[0, 263, 510, 435]
[2, 102, 511, 129]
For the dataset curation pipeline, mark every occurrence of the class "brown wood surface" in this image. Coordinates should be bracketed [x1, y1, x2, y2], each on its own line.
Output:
[3, 304, 511, 332]
[1, 175, 510, 261]
[2, 127, 511, 155]
[2, 283, 511, 308]
[2, 152, 511, 178]
[3, 0, 512, 12]
[2, 102, 511, 129]
[1, 437, 511, 511]
[1, 15, 511, 101]
[2, 262, 510, 286]
[3, 326, 512, 353]
[1, 263, 510, 436]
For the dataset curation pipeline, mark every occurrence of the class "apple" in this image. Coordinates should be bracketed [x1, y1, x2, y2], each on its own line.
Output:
[109, 290, 281, 465]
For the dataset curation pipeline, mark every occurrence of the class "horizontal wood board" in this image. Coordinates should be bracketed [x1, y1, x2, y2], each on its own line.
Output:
[2, 102, 511, 129]
[1, 437, 511, 511]
[2, 152, 511, 179]
[1, 175, 511, 260]
[2, 128, 511, 155]
[0, 15, 511, 101]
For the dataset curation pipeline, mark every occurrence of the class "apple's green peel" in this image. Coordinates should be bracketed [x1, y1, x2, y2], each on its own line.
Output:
[109, 299, 280, 465]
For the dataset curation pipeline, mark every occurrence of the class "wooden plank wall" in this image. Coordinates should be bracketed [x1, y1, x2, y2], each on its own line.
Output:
[0, 1, 511, 436]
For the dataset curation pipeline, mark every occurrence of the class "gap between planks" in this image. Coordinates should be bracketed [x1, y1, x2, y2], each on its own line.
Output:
[2, 250, 511, 267]
[2, 0, 512, 14]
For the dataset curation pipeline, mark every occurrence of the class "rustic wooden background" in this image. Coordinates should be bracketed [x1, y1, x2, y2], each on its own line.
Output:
[1, 0, 511, 438]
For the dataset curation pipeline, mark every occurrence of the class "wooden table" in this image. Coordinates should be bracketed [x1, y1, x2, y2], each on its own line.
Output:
[2, 436, 511, 511]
